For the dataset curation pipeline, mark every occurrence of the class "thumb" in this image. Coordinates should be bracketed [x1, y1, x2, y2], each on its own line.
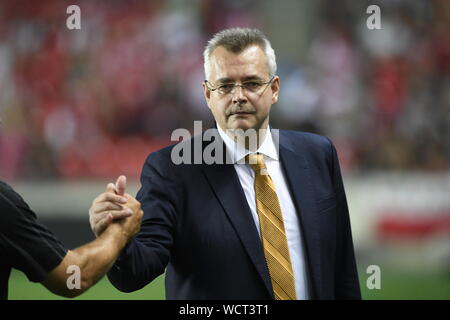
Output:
[115, 175, 127, 196]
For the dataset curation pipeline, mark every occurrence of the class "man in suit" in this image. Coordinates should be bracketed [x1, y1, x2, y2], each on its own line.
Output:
[89, 27, 361, 299]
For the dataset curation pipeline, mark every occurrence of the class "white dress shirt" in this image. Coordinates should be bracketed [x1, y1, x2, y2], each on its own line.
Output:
[217, 125, 310, 300]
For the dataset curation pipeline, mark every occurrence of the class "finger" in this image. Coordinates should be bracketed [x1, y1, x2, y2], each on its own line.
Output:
[109, 210, 133, 220]
[93, 209, 133, 225]
[106, 183, 116, 194]
[115, 175, 127, 196]
[96, 192, 127, 204]
[93, 201, 123, 214]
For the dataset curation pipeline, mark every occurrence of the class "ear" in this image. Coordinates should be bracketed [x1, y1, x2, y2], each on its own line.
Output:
[203, 81, 212, 109]
[270, 76, 280, 104]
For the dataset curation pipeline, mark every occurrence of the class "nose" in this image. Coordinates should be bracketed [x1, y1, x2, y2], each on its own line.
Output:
[231, 85, 248, 105]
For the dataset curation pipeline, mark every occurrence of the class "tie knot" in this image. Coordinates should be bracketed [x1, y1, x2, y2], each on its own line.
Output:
[246, 153, 266, 172]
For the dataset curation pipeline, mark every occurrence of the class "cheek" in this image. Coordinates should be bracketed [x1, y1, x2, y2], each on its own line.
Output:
[251, 96, 271, 114]
[210, 99, 230, 116]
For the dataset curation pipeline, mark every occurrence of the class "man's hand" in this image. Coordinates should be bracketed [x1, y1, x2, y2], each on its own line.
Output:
[89, 175, 142, 238]
[44, 176, 143, 297]
[112, 193, 143, 240]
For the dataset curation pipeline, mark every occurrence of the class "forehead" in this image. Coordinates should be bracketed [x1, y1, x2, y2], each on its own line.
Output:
[208, 45, 269, 81]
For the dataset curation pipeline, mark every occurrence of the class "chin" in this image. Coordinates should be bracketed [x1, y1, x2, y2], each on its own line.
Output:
[228, 118, 257, 131]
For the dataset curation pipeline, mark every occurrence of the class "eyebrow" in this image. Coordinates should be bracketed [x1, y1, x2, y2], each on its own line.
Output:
[216, 75, 264, 84]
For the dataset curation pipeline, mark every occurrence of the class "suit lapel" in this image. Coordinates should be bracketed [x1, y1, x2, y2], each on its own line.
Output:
[277, 130, 323, 299]
[200, 130, 274, 297]
[202, 164, 273, 297]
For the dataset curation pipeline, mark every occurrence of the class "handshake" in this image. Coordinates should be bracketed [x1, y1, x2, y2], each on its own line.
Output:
[0, 174, 145, 298]
[89, 175, 143, 240]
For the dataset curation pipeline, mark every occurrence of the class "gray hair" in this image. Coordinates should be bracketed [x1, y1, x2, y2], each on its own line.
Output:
[203, 28, 277, 80]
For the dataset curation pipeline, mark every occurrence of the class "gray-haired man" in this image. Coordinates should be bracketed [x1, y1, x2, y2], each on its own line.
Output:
[90, 28, 361, 300]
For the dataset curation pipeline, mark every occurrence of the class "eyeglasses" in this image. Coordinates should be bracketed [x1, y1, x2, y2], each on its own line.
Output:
[205, 76, 275, 95]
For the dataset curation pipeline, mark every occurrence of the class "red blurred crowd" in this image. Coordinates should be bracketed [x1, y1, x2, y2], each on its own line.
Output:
[0, 0, 448, 180]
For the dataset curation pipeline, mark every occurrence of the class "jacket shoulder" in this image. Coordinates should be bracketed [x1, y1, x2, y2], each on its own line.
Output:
[142, 133, 207, 171]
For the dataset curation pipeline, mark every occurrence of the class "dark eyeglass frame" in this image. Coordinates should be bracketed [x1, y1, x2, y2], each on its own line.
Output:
[204, 76, 275, 94]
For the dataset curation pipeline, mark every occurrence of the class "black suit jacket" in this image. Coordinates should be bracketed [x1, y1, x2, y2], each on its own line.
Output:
[107, 129, 361, 299]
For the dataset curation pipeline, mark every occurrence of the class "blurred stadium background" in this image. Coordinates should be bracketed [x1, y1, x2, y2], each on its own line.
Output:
[1, 0, 449, 299]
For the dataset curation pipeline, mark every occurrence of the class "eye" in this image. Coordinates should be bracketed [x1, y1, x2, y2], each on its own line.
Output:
[218, 83, 235, 92]
[243, 82, 261, 90]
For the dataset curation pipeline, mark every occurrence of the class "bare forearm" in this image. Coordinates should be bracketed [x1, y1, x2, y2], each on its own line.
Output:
[73, 224, 129, 288]
[43, 186, 143, 298]
[42, 224, 130, 297]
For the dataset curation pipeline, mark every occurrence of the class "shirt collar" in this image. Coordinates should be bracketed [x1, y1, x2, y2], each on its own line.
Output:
[217, 124, 279, 164]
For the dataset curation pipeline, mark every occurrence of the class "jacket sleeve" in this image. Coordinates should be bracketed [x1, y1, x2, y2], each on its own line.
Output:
[327, 138, 362, 299]
[107, 150, 181, 292]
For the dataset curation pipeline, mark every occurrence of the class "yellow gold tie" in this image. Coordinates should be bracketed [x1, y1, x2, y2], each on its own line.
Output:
[247, 153, 297, 300]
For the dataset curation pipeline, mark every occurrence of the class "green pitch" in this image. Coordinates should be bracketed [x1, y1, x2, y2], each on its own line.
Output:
[8, 269, 165, 300]
[7, 267, 450, 300]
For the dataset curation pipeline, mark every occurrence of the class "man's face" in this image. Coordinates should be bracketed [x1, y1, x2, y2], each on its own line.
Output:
[203, 45, 280, 132]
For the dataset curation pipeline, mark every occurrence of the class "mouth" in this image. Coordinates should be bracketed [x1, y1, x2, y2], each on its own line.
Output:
[232, 111, 253, 116]
[231, 113, 252, 119]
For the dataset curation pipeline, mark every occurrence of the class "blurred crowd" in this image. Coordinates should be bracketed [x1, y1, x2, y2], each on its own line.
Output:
[0, 0, 449, 180]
